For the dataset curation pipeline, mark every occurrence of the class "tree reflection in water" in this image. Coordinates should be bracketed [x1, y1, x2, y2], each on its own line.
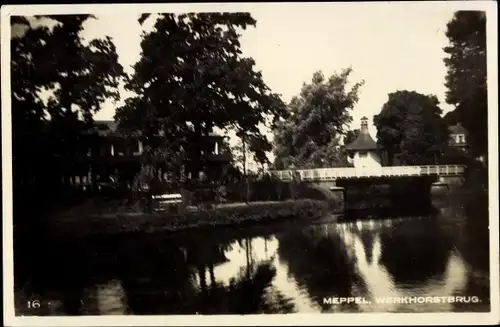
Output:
[451, 191, 490, 312]
[18, 228, 297, 315]
[185, 235, 295, 314]
[276, 224, 368, 312]
[378, 218, 453, 287]
[358, 229, 376, 265]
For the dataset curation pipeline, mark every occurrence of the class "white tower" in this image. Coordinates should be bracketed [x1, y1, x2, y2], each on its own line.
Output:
[345, 117, 382, 171]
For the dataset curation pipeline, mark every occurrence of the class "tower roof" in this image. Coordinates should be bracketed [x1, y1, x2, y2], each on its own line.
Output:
[345, 116, 379, 151]
[345, 132, 379, 151]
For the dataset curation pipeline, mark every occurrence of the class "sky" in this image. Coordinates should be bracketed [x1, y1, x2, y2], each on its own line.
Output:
[76, 2, 461, 139]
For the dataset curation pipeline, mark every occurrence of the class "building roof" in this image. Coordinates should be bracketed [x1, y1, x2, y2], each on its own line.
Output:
[90, 120, 224, 139]
[95, 120, 117, 132]
[448, 123, 468, 135]
[85, 120, 122, 137]
[345, 132, 379, 151]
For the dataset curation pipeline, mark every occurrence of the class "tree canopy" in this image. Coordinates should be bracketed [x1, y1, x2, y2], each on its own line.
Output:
[12, 15, 123, 126]
[343, 129, 360, 147]
[115, 13, 286, 177]
[443, 10, 487, 158]
[273, 69, 364, 169]
[11, 15, 124, 186]
[373, 90, 450, 165]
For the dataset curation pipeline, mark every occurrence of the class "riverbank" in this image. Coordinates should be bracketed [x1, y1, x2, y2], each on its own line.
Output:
[46, 199, 332, 239]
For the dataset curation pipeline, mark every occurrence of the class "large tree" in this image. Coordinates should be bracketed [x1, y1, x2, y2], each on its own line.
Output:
[443, 11, 487, 159]
[11, 15, 124, 188]
[273, 69, 364, 169]
[115, 13, 286, 181]
[374, 90, 450, 165]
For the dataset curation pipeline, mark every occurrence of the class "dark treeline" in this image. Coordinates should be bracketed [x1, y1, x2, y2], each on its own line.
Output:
[12, 15, 124, 225]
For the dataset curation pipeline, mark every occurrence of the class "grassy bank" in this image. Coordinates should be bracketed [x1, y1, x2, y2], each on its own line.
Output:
[48, 199, 331, 238]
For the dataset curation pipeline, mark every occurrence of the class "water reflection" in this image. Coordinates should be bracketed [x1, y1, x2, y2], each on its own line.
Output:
[277, 224, 368, 312]
[378, 218, 453, 286]
[331, 219, 470, 312]
[15, 197, 490, 315]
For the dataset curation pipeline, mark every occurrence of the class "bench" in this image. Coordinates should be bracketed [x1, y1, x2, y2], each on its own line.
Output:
[152, 193, 183, 213]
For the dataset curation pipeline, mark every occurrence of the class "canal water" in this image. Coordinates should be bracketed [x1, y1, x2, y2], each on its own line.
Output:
[14, 193, 490, 315]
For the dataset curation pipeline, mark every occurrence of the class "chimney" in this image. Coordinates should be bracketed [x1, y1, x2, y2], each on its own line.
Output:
[360, 116, 369, 133]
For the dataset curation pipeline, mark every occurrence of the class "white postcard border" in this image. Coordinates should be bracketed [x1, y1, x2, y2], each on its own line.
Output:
[2, 2, 499, 326]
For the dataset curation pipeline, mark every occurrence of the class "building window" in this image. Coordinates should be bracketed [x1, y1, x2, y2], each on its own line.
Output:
[131, 140, 138, 155]
[103, 144, 115, 157]
[114, 140, 126, 156]
[206, 141, 216, 155]
[458, 134, 465, 143]
[132, 140, 143, 156]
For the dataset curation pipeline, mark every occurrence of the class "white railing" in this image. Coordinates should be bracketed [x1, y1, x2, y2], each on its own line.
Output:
[269, 165, 466, 181]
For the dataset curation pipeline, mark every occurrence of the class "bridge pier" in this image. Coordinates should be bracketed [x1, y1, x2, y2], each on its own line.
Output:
[431, 179, 450, 195]
[431, 176, 464, 192]
[329, 186, 346, 211]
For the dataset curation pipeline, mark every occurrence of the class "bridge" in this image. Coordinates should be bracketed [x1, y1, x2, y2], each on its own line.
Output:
[274, 118, 468, 214]
[269, 165, 466, 182]
[269, 165, 466, 214]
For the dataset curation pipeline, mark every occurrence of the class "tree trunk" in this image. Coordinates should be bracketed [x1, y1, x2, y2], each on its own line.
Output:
[242, 136, 250, 203]
[387, 150, 394, 166]
[209, 263, 216, 288]
[245, 238, 251, 278]
[192, 122, 203, 183]
[198, 266, 207, 292]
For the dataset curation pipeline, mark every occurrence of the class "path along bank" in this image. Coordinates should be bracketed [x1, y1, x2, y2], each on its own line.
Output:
[47, 199, 334, 239]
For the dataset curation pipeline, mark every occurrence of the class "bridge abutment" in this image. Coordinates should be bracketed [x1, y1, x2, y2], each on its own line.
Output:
[294, 181, 345, 212]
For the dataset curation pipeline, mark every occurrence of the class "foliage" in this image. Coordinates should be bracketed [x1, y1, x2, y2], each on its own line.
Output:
[373, 91, 450, 165]
[443, 11, 487, 158]
[247, 134, 273, 168]
[343, 129, 360, 146]
[11, 15, 124, 188]
[273, 69, 364, 169]
[115, 13, 287, 180]
[231, 132, 272, 174]
[231, 134, 250, 174]
[224, 173, 292, 202]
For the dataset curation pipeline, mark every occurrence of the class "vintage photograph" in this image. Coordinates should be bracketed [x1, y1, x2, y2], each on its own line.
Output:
[2, 1, 498, 326]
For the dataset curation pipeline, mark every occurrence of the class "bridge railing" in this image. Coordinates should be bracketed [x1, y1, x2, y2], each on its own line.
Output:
[297, 167, 359, 181]
[269, 165, 466, 181]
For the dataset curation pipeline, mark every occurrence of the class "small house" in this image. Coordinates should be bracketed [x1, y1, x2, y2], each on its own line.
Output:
[345, 117, 382, 170]
[448, 123, 468, 152]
